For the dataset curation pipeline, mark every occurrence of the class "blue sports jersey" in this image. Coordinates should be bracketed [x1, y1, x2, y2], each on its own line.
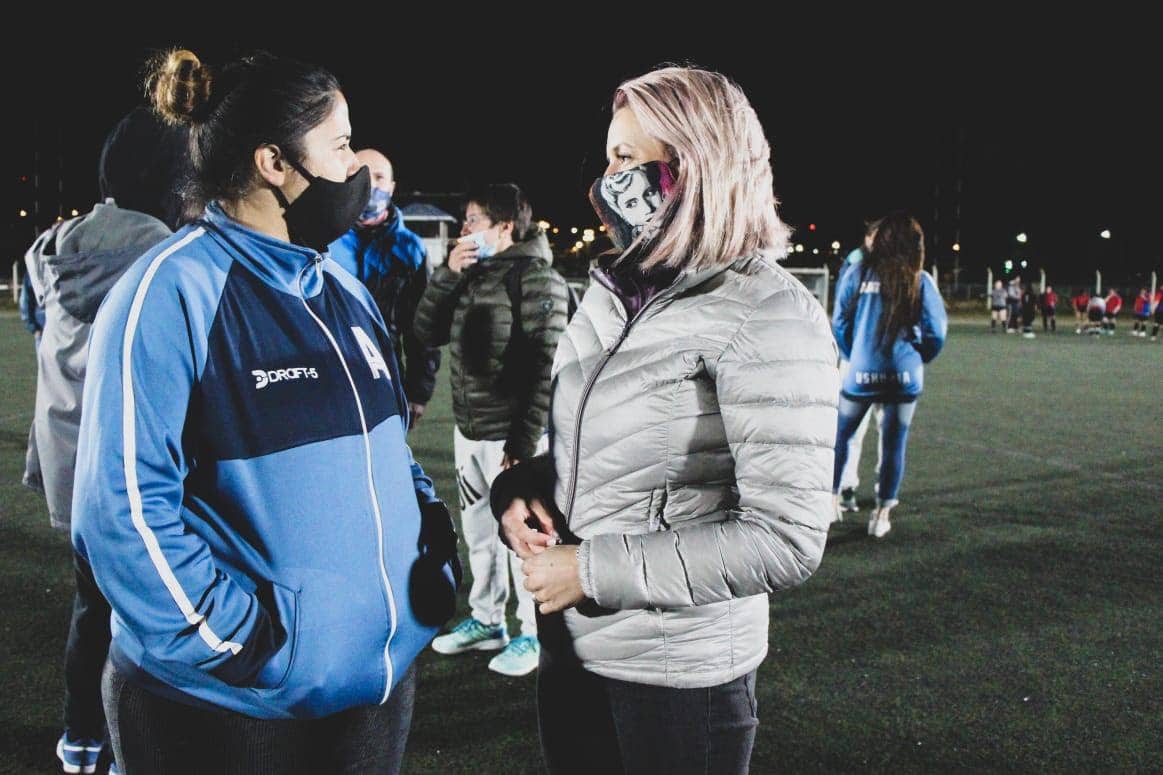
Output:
[72, 203, 453, 719]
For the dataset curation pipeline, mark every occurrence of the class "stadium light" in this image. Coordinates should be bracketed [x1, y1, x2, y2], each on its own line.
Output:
[1016, 233, 1028, 243]
[1099, 229, 1111, 239]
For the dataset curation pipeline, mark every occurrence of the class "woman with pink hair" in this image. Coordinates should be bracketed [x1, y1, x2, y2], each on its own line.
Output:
[491, 66, 839, 773]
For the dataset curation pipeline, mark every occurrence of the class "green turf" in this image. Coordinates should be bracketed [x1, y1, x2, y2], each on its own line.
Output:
[1, 309, 1160, 773]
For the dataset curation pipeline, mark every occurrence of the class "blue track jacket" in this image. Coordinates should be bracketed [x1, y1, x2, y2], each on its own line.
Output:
[832, 266, 947, 401]
[72, 203, 453, 719]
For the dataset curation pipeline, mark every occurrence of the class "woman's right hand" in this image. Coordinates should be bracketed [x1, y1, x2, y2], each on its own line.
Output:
[446, 238, 479, 274]
[500, 497, 559, 559]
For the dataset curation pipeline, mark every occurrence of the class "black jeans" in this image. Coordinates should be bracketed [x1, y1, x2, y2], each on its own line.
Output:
[102, 660, 417, 774]
[64, 553, 112, 739]
[537, 626, 758, 775]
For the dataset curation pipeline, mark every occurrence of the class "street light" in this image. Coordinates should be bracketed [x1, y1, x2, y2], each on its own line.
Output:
[1016, 233, 1028, 244]
[1099, 229, 1111, 239]
[952, 243, 960, 252]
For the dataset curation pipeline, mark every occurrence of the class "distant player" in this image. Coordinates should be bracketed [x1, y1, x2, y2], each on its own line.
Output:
[1103, 288, 1123, 334]
[1040, 284, 1058, 332]
[990, 280, 1007, 332]
[1072, 288, 1091, 333]
[1086, 292, 1106, 335]
[1131, 287, 1150, 337]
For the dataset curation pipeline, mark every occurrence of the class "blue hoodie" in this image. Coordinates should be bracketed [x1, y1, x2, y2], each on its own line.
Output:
[832, 265, 947, 401]
[72, 203, 455, 719]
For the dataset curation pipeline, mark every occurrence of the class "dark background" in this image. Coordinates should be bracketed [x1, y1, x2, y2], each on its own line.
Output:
[3, 18, 1156, 287]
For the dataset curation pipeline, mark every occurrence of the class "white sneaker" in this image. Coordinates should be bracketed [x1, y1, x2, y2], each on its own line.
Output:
[868, 506, 893, 538]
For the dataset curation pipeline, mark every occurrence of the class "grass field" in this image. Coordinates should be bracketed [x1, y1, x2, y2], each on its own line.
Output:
[1, 309, 1160, 773]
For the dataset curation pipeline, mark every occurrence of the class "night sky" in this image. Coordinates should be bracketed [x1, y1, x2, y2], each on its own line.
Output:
[4, 21, 1155, 287]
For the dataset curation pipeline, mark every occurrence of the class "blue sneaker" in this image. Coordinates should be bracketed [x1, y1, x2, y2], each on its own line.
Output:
[56, 733, 102, 774]
[431, 617, 508, 655]
[487, 635, 540, 677]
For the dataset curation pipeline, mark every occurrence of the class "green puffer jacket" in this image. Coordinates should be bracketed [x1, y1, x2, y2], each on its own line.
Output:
[414, 231, 568, 460]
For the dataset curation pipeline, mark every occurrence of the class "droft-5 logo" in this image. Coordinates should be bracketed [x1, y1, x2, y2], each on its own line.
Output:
[252, 367, 320, 390]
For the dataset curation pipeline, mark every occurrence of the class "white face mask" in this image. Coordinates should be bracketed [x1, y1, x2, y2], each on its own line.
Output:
[458, 229, 497, 259]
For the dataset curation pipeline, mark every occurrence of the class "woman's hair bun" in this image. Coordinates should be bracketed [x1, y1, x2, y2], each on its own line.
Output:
[146, 49, 212, 126]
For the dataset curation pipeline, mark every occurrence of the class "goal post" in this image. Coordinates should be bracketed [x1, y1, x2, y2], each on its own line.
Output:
[785, 266, 830, 311]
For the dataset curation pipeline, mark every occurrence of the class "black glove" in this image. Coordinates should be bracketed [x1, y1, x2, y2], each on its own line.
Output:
[409, 500, 463, 627]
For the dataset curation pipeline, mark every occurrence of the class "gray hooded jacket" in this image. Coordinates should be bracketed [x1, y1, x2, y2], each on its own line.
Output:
[24, 203, 171, 527]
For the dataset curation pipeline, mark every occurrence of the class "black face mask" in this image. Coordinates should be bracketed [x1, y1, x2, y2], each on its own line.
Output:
[276, 156, 370, 251]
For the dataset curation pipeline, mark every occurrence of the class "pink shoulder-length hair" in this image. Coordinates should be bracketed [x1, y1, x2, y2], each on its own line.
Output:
[613, 67, 791, 271]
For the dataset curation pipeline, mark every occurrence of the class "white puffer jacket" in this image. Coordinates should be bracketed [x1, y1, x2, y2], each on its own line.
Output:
[554, 252, 839, 688]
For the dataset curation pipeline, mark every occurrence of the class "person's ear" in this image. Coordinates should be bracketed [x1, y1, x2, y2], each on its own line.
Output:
[255, 144, 289, 188]
[498, 220, 514, 239]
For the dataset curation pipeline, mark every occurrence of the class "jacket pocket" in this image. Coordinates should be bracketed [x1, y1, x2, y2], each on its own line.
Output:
[646, 487, 670, 532]
[252, 581, 300, 691]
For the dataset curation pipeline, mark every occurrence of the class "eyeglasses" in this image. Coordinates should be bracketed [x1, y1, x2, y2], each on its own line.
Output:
[464, 214, 492, 227]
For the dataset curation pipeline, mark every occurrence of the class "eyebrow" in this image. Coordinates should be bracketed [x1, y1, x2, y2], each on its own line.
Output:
[334, 132, 351, 142]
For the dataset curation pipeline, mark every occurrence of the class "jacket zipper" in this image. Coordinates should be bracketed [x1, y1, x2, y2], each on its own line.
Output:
[561, 271, 668, 521]
[297, 256, 398, 703]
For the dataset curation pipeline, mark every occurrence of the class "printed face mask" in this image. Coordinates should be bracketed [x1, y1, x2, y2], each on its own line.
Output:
[359, 187, 392, 225]
[279, 156, 371, 251]
[588, 160, 676, 251]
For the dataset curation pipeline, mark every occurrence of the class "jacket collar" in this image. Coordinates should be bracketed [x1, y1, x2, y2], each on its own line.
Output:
[200, 202, 324, 297]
